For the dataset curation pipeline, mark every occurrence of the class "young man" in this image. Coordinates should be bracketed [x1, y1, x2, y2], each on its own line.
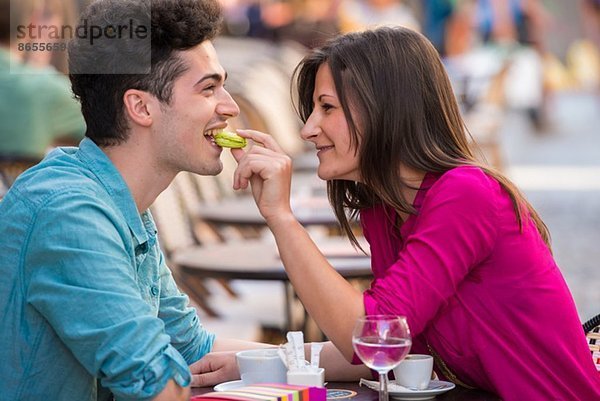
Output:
[0, 0, 257, 400]
[0, 0, 369, 399]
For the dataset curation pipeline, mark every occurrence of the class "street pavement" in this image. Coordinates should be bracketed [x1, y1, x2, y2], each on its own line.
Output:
[501, 90, 600, 322]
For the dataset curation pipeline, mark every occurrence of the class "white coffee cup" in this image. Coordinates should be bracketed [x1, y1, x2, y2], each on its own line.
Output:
[393, 354, 434, 390]
[236, 348, 287, 385]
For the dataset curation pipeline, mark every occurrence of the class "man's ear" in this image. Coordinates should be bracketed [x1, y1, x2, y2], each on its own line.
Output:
[123, 89, 157, 128]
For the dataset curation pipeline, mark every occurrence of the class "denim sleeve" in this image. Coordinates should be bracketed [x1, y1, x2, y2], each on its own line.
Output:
[156, 248, 215, 364]
[24, 192, 192, 401]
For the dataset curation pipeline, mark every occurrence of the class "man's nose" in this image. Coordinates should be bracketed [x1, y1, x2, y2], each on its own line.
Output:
[218, 89, 240, 118]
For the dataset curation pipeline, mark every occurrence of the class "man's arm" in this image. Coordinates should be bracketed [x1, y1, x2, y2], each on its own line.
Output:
[190, 339, 370, 387]
[26, 192, 194, 399]
[189, 338, 275, 386]
[153, 379, 190, 401]
[157, 248, 216, 364]
[211, 338, 274, 352]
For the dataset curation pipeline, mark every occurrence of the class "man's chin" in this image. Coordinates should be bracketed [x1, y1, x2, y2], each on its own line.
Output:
[195, 163, 223, 177]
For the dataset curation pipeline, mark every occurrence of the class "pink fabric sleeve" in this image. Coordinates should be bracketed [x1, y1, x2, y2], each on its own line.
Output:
[363, 170, 500, 337]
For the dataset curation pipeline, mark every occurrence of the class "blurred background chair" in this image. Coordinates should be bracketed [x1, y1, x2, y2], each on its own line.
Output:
[0, 155, 40, 189]
[583, 312, 600, 371]
[150, 175, 222, 318]
[150, 173, 292, 341]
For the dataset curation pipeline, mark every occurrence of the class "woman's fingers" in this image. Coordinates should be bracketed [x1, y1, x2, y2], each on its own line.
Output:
[230, 147, 245, 163]
[233, 151, 290, 191]
[235, 129, 285, 154]
[229, 128, 287, 190]
[232, 141, 290, 190]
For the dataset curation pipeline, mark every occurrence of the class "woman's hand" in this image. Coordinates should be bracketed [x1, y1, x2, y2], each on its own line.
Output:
[230, 129, 294, 225]
[189, 351, 239, 387]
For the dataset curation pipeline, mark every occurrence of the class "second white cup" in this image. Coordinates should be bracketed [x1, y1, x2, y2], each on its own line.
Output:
[236, 348, 287, 385]
[393, 354, 434, 390]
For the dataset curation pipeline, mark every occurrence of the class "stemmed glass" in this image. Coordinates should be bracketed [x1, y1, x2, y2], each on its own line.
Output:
[352, 315, 412, 401]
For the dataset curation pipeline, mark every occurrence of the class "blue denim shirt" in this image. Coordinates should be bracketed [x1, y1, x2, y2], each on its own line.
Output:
[0, 138, 215, 401]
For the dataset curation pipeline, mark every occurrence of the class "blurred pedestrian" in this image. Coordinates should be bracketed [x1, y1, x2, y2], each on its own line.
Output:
[582, 0, 600, 48]
[420, 0, 457, 56]
[276, 0, 341, 48]
[579, 0, 600, 97]
[0, 0, 85, 165]
[338, 0, 421, 33]
[446, 0, 551, 130]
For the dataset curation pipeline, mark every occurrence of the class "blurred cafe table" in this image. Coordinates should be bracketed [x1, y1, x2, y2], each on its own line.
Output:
[197, 172, 340, 229]
[173, 236, 372, 335]
[191, 380, 501, 401]
[196, 194, 336, 228]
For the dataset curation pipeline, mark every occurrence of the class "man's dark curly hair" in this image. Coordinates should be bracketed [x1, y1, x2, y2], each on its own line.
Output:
[68, 0, 222, 146]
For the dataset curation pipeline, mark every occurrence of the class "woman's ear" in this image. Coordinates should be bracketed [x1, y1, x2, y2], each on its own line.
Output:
[123, 89, 155, 128]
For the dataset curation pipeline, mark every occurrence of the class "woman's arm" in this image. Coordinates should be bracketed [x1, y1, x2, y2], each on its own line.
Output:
[268, 215, 364, 359]
[314, 341, 371, 381]
[230, 130, 364, 359]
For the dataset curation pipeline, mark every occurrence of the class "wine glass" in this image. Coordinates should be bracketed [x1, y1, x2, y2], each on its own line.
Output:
[352, 315, 412, 401]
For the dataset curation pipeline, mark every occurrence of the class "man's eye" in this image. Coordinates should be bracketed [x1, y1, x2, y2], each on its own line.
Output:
[204, 85, 216, 93]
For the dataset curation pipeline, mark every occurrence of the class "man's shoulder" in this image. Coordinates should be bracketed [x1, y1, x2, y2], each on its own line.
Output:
[11, 152, 108, 211]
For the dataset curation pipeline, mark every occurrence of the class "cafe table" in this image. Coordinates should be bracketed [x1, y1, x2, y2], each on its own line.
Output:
[191, 380, 501, 401]
[195, 172, 345, 229]
[173, 236, 372, 334]
[195, 194, 337, 228]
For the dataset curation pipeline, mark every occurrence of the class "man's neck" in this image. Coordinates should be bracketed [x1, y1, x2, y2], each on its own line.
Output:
[102, 139, 175, 213]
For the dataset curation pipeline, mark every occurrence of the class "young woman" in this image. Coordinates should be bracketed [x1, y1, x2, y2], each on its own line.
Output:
[230, 26, 600, 400]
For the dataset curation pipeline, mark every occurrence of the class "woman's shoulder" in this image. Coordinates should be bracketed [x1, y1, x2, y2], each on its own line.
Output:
[420, 166, 505, 216]
[360, 166, 502, 223]
[430, 166, 500, 196]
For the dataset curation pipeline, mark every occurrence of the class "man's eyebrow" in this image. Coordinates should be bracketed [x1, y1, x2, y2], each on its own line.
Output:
[194, 71, 227, 86]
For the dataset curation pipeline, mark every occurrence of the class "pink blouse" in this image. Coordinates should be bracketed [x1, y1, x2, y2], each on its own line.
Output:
[361, 166, 600, 400]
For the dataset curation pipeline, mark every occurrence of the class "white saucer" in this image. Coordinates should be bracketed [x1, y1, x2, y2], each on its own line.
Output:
[360, 379, 455, 400]
[214, 380, 245, 392]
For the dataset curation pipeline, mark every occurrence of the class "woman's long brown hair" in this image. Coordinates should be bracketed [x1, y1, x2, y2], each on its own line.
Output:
[292, 26, 550, 250]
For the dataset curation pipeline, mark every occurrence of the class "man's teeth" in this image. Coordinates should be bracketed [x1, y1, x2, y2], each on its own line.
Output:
[204, 129, 220, 145]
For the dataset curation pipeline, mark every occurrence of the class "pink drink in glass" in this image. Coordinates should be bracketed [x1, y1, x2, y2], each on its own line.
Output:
[352, 336, 412, 371]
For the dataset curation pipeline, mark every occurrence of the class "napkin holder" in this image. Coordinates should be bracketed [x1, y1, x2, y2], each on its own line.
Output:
[287, 367, 325, 387]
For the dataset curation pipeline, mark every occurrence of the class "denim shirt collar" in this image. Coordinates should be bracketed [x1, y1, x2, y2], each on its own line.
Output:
[76, 137, 149, 247]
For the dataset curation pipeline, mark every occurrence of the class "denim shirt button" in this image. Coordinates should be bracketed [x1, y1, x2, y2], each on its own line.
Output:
[150, 285, 159, 296]
[135, 242, 149, 256]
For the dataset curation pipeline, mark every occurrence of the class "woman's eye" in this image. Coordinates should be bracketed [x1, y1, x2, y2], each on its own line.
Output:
[321, 103, 334, 111]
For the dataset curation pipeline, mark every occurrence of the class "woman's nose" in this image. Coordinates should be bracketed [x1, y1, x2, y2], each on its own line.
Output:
[300, 113, 319, 141]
